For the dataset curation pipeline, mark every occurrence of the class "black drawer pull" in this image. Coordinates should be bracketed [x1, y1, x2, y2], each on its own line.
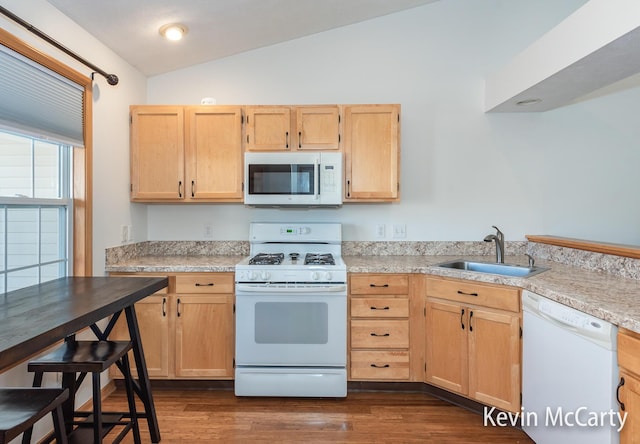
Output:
[195, 283, 214, 287]
[370, 306, 390, 310]
[617, 377, 626, 411]
[457, 290, 478, 296]
[370, 284, 389, 288]
[370, 333, 390, 337]
[371, 364, 390, 368]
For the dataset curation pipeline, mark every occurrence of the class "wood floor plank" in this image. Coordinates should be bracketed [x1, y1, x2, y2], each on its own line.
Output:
[102, 389, 534, 443]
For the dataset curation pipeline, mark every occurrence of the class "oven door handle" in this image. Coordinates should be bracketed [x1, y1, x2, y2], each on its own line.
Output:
[236, 284, 347, 293]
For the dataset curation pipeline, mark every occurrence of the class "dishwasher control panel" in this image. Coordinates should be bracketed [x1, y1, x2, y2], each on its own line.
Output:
[522, 290, 616, 350]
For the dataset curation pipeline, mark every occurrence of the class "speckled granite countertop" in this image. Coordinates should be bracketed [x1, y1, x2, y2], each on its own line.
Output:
[105, 241, 640, 333]
[344, 254, 640, 333]
[106, 255, 244, 273]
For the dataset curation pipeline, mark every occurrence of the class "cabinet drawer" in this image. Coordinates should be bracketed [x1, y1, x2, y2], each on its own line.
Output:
[426, 277, 520, 312]
[175, 273, 234, 294]
[350, 297, 409, 318]
[351, 320, 409, 349]
[350, 274, 409, 295]
[618, 328, 640, 374]
[350, 350, 409, 380]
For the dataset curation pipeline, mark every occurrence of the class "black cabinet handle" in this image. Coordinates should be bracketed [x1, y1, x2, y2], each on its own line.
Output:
[370, 284, 389, 288]
[469, 310, 474, 332]
[285, 131, 289, 149]
[461, 308, 465, 330]
[162, 297, 166, 317]
[195, 283, 214, 287]
[370, 306, 390, 310]
[371, 364, 390, 368]
[177, 298, 181, 317]
[191, 180, 195, 197]
[617, 377, 626, 411]
[370, 332, 390, 337]
[178, 181, 182, 198]
[457, 290, 478, 296]
[298, 131, 302, 149]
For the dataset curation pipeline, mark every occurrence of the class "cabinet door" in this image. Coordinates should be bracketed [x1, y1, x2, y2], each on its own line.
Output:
[245, 106, 291, 151]
[425, 299, 468, 395]
[295, 106, 340, 150]
[175, 294, 234, 378]
[343, 105, 400, 201]
[468, 307, 520, 412]
[110, 294, 170, 378]
[130, 106, 185, 200]
[185, 106, 244, 201]
[619, 370, 640, 444]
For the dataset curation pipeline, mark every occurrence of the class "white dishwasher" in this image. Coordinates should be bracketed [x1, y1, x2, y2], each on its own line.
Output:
[522, 290, 620, 444]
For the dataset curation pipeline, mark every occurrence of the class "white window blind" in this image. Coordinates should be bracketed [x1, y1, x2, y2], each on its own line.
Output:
[0, 44, 84, 147]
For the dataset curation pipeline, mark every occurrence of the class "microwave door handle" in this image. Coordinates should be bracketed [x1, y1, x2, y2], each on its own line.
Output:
[314, 159, 320, 200]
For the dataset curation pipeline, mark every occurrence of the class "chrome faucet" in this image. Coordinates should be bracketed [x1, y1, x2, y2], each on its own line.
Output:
[484, 225, 505, 264]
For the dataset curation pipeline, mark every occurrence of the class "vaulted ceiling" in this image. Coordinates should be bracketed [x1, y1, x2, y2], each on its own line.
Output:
[47, 0, 438, 76]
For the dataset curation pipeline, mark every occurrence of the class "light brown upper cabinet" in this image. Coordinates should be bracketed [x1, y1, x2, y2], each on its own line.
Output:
[343, 104, 400, 202]
[185, 106, 244, 201]
[130, 106, 185, 200]
[244, 106, 292, 151]
[295, 106, 340, 150]
[130, 105, 244, 202]
[245, 105, 341, 151]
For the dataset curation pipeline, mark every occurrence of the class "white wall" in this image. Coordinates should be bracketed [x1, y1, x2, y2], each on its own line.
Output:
[146, 0, 640, 246]
[1, 0, 148, 276]
[0, 1, 146, 438]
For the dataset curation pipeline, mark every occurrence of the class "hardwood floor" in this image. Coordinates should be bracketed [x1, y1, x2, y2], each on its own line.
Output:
[102, 389, 534, 443]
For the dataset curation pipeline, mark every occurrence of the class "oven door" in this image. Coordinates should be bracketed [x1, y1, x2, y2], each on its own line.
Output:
[235, 289, 346, 367]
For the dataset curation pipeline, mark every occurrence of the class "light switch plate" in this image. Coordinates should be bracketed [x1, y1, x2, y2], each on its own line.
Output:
[392, 224, 406, 238]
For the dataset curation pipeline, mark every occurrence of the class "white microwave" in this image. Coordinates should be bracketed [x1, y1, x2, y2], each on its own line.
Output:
[244, 152, 343, 207]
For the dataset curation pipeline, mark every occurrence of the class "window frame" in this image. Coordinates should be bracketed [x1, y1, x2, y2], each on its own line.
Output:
[0, 27, 93, 277]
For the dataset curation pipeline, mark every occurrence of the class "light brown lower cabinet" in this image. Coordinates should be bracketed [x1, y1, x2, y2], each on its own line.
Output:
[110, 273, 235, 380]
[617, 328, 640, 443]
[348, 273, 425, 382]
[425, 276, 521, 413]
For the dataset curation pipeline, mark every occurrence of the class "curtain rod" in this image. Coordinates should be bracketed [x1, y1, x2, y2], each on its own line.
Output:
[0, 5, 119, 85]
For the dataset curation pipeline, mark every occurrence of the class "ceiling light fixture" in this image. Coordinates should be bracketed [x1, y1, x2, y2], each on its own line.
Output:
[159, 23, 188, 41]
[516, 98, 542, 106]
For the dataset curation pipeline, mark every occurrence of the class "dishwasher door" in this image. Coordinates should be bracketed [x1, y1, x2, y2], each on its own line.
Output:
[522, 290, 620, 444]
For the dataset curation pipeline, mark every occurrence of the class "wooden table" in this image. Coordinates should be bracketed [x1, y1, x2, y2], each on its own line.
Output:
[0, 276, 168, 442]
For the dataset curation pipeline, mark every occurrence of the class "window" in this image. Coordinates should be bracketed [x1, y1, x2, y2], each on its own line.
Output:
[0, 27, 92, 291]
[0, 131, 72, 292]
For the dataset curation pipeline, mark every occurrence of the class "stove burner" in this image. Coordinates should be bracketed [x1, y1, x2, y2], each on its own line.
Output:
[249, 253, 285, 265]
[304, 253, 335, 266]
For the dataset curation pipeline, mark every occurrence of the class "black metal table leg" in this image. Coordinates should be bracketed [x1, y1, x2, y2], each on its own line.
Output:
[124, 304, 161, 442]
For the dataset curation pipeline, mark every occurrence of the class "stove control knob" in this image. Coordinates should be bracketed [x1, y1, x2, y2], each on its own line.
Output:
[324, 272, 333, 281]
[247, 271, 258, 280]
[311, 271, 321, 281]
[260, 271, 271, 281]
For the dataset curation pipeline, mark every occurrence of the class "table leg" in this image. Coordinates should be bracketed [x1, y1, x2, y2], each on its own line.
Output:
[125, 304, 161, 443]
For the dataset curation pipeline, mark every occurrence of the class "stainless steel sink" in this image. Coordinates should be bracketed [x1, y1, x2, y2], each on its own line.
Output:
[435, 260, 549, 278]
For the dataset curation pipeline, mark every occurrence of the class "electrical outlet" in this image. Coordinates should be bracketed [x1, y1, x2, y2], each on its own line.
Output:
[126, 225, 133, 242]
[375, 224, 386, 238]
[392, 224, 407, 239]
[204, 223, 214, 239]
[120, 225, 128, 243]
